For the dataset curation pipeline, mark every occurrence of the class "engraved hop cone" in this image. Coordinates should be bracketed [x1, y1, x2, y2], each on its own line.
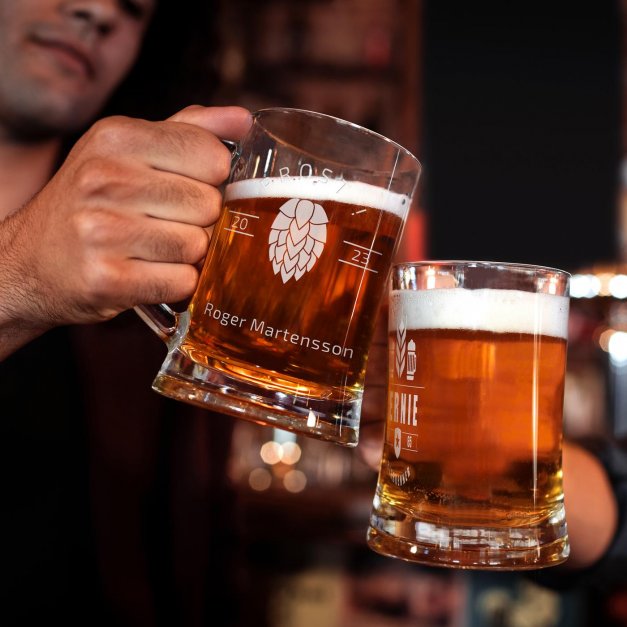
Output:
[268, 198, 328, 283]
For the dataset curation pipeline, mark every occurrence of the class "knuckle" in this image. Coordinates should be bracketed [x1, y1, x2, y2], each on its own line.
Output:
[80, 258, 120, 305]
[72, 208, 120, 245]
[87, 115, 135, 149]
[73, 156, 123, 196]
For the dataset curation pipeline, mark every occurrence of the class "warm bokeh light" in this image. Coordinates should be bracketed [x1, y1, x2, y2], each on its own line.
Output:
[570, 272, 627, 300]
[283, 469, 307, 493]
[249, 468, 272, 491]
[609, 274, 627, 299]
[281, 442, 302, 465]
[570, 274, 601, 298]
[608, 331, 627, 365]
[260, 441, 283, 465]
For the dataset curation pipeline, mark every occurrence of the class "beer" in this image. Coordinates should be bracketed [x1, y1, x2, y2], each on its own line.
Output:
[368, 279, 571, 568]
[141, 107, 421, 447]
[184, 176, 408, 402]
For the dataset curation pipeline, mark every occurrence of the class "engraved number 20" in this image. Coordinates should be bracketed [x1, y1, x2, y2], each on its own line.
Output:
[231, 216, 249, 231]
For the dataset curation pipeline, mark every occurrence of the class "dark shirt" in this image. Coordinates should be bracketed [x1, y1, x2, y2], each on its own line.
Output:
[0, 312, 238, 626]
[584, 443, 627, 585]
[531, 442, 627, 593]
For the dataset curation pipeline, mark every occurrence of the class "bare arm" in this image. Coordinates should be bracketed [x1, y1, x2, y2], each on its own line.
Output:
[0, 212, 51, 357]
[561, 440, 619, 569]
[0, 106, 252, 361]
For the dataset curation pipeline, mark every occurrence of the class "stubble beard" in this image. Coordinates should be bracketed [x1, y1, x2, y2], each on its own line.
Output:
[0, 68, 104, 143]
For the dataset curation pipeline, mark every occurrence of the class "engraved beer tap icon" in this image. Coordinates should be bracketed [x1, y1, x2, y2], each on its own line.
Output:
[406, 339, 416, 381]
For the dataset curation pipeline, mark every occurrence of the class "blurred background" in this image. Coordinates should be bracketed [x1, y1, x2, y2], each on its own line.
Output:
[179, 1, 626, 626]
[88, 1, 627, 625]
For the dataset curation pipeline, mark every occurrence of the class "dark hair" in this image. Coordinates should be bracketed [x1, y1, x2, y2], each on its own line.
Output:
[101, 0, 220, 121]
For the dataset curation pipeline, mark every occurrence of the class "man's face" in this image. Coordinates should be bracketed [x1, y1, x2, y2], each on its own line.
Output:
[0, 0, 155, 139]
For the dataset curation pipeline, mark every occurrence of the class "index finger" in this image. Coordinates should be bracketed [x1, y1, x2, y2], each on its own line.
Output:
[168, 105, 253, 142]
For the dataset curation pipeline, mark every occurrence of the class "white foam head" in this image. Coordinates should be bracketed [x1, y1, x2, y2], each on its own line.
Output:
[389, 288, 569, 339]
[225, 177, 410, 219]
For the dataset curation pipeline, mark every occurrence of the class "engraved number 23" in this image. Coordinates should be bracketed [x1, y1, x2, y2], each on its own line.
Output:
[351, 249, 369, 264]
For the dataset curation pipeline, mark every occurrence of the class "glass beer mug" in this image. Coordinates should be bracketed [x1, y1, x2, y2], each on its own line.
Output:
[367, 261, 571, 569]
[137, 108, 421, 446]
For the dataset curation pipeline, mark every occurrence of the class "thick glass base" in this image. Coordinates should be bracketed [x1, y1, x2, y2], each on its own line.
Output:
[367, 492, 570, 570]
[152, 347, 361, 447]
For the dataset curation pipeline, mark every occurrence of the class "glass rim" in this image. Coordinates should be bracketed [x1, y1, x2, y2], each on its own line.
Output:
[253, 107, 421, 172]
[393, 259, 571, 279]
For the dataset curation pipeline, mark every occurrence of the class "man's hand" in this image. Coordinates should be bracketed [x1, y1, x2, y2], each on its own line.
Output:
[0, 105, 252, 358]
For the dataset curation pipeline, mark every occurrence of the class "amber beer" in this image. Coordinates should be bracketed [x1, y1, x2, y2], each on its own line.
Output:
[184, 176, 407, 404]
[139, 107, 421, 447]
[368, 274, 571, 569]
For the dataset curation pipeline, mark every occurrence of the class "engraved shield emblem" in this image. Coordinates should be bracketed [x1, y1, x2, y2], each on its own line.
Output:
[268, 198, 328, 283]
[394, 427, 401, 459]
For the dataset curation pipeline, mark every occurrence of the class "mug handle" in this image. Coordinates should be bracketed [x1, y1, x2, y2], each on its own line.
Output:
[133, 139, 241, 342]
[135, 303, 178, 342]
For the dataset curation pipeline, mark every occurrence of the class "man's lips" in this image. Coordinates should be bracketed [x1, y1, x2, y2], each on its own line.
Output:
[29, 34, 95, 79]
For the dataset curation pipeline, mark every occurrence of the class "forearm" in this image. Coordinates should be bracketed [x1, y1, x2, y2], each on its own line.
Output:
[0, 211, 50, 360]
[0, 319, 47, 361]
[562, 440, 619, 569]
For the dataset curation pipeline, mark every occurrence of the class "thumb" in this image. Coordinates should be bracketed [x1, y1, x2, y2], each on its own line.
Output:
[168, 105, 252, 141]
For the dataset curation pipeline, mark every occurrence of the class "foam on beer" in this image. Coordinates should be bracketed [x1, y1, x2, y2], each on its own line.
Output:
[225, 177, 409, 218]
[390, 288, 569, 339]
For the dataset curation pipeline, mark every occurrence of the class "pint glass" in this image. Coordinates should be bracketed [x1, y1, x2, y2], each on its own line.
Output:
[138, 108, 421, 446]
[367, 261, 571, 568]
